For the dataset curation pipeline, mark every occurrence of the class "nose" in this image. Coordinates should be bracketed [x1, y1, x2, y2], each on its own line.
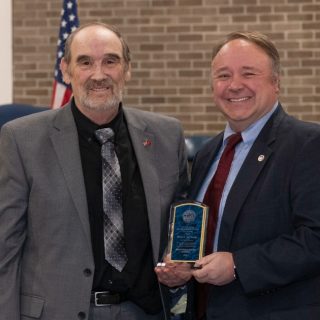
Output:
[228, 75, 243, 91]
[91, 63, 107, 80]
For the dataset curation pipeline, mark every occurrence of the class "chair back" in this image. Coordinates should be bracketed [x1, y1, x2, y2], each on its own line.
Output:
[0, 104, 48, 129]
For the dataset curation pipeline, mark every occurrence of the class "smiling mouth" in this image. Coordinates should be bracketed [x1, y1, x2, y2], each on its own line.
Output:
[90, 86, 111, 92]
[228, 97, 251, 102]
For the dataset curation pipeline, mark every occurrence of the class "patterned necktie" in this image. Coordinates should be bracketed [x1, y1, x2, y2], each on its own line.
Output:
[95, 128, 128, 272]
[196, 132, 242, 320]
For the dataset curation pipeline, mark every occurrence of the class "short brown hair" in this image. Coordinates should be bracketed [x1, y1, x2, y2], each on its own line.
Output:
[212, 31, 281, 77]
[63, 22, 131, 69]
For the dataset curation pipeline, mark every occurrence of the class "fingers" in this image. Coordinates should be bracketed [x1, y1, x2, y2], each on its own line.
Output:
[192, 268, 208, 283]
[192, 252, 236, 286]
[156, 252, 235, 287]
[155, 261, 193, 287]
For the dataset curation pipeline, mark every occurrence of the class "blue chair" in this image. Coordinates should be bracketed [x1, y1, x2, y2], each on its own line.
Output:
[0, 103, 48, 129]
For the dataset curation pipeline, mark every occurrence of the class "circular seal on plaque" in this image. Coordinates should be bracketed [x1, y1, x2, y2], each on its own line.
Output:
[182, 209, 196, 224]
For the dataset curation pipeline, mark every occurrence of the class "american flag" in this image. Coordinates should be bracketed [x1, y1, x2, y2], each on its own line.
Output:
[51, 0, 79, 109]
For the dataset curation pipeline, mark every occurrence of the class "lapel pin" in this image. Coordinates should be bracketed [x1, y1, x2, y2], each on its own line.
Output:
[258, 155, 265, 162]
[143, 139, 152, 147]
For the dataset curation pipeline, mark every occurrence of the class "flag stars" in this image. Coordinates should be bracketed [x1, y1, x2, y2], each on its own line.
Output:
[53, 0, 79, 89]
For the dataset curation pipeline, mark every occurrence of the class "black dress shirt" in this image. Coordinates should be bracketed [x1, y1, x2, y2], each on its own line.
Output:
[72, 102, 161, 314]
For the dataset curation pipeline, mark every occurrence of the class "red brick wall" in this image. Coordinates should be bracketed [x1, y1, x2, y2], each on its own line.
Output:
[13, 0, 320, 135]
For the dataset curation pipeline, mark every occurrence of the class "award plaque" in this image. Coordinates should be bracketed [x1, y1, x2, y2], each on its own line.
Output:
[167, 201, 208, 262]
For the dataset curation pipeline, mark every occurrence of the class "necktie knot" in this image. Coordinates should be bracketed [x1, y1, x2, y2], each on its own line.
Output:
[95, 128, 114, 145]
[226, 132, 242, 149]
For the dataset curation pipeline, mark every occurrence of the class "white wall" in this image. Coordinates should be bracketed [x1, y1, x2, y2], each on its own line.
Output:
[0, 0, 12, 104]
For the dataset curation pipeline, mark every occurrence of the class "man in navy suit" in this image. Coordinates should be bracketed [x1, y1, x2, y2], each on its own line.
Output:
[156, 31, 320, 320]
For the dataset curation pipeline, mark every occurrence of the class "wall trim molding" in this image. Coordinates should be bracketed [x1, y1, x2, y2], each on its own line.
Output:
[0, 0, 12, 104]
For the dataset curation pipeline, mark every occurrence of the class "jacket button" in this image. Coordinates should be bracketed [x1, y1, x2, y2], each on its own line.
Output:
[78, 311, 86, 319]
[83, 268, 92, 277]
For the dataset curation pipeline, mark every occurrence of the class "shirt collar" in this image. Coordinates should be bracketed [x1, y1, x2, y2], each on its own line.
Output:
[223, 101, 279, 145]
[71, 99, 124, 140]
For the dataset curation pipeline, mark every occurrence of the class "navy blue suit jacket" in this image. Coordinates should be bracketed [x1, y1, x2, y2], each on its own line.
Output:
[187, 104, 320, 320]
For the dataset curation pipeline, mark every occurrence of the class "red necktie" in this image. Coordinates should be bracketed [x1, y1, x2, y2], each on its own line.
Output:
[203, 132, 242, 254]
[196, 132, 242, 320]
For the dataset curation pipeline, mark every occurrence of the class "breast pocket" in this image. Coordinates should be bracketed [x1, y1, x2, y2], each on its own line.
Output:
[21, 293, 44, 319]
[234, 197, 288, 245]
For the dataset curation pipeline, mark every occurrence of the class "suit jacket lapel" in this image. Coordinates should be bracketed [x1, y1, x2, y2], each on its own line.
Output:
[189, 133, 223, 199]
[49, 105, 92, 250]
[218, 105, 285, 250]
[123, 109, 161, 262]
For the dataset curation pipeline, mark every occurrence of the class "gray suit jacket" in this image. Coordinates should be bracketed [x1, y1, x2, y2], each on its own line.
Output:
[0, 104, 188, 320]
[187, 105, 320, 320]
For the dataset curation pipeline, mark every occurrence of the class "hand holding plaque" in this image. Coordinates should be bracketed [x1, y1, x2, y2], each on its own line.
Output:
[167, 201, 208, 262]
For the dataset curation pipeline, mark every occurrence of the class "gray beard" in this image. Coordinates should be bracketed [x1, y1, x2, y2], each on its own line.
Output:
[80, 91, 123, 112]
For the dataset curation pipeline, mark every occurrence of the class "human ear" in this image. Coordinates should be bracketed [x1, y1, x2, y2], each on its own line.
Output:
[60, 58, 71, 85]
[124, 63, 132, 82]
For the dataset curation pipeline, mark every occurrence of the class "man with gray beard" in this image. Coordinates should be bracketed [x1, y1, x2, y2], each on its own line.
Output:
[0, 22, 188, 320]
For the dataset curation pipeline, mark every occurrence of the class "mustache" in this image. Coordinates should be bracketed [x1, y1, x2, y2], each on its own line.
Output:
[85, 78, 114, 90]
